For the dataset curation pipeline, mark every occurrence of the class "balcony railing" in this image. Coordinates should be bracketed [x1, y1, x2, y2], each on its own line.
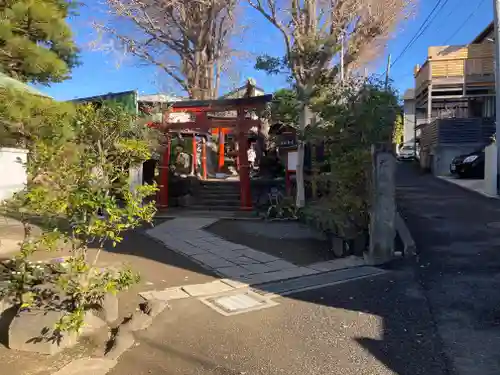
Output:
[414, 43, 494, 91]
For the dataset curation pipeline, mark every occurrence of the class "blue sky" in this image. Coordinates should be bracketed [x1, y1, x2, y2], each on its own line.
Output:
[38, 0, 493, 101]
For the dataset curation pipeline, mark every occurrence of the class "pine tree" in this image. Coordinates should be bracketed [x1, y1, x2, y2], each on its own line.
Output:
[0, 0, 79, 84]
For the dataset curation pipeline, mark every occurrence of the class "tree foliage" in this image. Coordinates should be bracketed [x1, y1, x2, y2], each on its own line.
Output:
[270, 88, 300, 126]
[0, 0, 80, 84]
[0, 88, 75, 147]
[304, 77, 398, 238]
[392, 112, 403, 145]
[248, 0, 412, 207]
[1, 101, 159, 333]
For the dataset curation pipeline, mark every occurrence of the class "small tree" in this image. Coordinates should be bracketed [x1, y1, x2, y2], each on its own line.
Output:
[1, 103, 159, 333]
[0, 87, 75, 147]
[0, 0, 80, 84]
[304, 77, 398, 243]
[392, 111, 404, 145]
[248, 0, 412, 207]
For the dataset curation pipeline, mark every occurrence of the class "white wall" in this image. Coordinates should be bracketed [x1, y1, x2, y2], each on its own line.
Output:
[0, 148, 28, 201]
[403, 99, 415, 144]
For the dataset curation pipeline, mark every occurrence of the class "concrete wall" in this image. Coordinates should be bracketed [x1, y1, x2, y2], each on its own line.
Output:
[403, 99, 415, 144]
[484, 143, 497, 195]
[430, 143, 483, 176]
[0, 148, 28, 201]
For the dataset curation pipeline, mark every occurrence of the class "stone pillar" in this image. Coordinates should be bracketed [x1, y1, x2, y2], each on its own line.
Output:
[366, 143, 396, 265]
[237, 110, 252, 210]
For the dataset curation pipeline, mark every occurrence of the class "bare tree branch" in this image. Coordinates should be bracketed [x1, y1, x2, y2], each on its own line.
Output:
[96, 0, 240, 99]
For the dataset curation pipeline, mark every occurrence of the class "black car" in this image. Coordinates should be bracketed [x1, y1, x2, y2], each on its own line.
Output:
[450, 148, 485, 178]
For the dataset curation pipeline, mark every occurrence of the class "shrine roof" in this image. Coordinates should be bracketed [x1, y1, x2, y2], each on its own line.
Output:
[169, 94, 273, 112]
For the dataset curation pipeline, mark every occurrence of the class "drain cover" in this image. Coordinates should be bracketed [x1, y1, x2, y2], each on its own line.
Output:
[213, 294, 264, 312]
[199, 291, 278, 316]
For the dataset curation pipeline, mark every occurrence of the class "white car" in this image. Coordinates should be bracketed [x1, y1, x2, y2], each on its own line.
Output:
[397, 145, 415, 161]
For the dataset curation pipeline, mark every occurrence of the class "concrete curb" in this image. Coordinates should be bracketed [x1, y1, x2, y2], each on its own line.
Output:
[155, 213, 263, 221]
[395, 211, 416, 258]
[437, 176, 499, 200]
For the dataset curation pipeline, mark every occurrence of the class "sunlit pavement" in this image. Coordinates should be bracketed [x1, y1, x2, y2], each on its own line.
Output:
[108, 271, 448, 375]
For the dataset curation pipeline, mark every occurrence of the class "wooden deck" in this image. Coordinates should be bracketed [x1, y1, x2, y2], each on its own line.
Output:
[415, 43, 494, 95]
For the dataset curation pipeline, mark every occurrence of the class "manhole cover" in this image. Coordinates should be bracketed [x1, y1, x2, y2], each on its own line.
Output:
[199, 291, 278, 316]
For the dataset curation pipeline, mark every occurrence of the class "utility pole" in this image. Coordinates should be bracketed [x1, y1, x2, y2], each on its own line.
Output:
[340, 32, 344, 82]
[494, 0, 500, 193]
[385, 54, 391, 90]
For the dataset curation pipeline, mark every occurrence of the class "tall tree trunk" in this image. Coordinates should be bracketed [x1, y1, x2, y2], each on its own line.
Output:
[295, 105, 310, 208]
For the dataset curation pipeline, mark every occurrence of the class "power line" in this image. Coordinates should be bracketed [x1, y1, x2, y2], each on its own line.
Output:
[443, 0, 488, 45]
[390, 0, 449, 69]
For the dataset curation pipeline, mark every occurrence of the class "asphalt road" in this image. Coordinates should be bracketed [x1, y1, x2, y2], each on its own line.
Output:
[109, 271, 449, 375]
[397, 164, 500, 375]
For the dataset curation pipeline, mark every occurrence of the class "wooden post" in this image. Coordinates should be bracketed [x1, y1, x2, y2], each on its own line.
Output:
[218, 128, 225, 171]
[191, 135, 197, 176]
[158, 137, 171, 208]
[201, 136, 207, 180]
[237, 109, 252, 210]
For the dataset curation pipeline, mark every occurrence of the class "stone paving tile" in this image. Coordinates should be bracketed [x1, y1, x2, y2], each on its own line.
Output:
[220, 278, 249, 289]
[246, 268, 308, 285]
[263, 259, 297, 271]
[308, 256, 365, 272]
[216, 241, 249, 251]
[232, 256, 261, 266]
[192, 253, 236, 268]
[174, 242, 208, 256]
[182, 280, 234, 297]
[185, 238, 213, 248]
[243, 249, 280, 263]
[215, 265, 254, 278]
[241, 263, 275, 274]
[207, 247, 245, 257]
[140, 287, 190, 301]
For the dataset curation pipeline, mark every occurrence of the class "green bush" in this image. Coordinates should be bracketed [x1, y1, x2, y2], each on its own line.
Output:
[1, 101, 160, 333]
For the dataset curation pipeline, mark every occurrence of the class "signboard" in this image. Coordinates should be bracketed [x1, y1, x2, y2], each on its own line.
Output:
[287, 151, 298, 171]
[278, 132, 297, 149]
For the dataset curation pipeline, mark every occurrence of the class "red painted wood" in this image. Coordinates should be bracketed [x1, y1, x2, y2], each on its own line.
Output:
[237, 110, 252, 210]
[218, 128, 225, 171]
[158, 138, 171, 208]
[201, 137, 207, 179]
[192, 136, 197, 175]
[164, 119, 259, 131]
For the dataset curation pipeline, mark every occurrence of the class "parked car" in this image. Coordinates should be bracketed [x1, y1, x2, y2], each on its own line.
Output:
[450, 148, 485, 178]
[397, 144, 415, 161]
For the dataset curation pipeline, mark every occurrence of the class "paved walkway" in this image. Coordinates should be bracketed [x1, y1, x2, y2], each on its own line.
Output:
[397, 165, 500, 375]
[146, 218, 364, 285]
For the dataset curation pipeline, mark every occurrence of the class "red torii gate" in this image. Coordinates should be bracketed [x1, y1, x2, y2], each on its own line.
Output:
[157, 94, 273, 211]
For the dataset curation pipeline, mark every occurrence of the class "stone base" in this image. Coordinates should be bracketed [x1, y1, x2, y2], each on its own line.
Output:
[9, 310, 78, 355]
[8, 309, 107, 355]
[93, 293, 119, 324]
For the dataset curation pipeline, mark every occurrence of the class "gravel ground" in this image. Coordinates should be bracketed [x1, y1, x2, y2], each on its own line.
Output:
[205, 219, 334, 266]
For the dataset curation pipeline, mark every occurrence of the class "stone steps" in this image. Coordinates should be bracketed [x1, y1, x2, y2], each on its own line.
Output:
[195, 181, 242, 211]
